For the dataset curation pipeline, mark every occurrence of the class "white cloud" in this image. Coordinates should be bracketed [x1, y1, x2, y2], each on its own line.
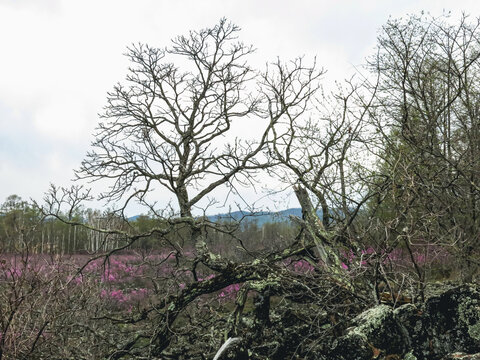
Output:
[33, 98, 93, 142]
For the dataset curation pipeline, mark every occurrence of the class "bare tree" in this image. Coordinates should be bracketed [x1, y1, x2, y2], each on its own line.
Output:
[79, 19, 267, 218]
[266, 73, 380, 290]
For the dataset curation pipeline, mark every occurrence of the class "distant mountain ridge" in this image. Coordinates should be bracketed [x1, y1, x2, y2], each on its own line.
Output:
[129, 208, 323, 226]
[207, 208, 304, 226]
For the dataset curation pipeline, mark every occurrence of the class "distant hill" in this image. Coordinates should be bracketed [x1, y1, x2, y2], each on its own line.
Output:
[128, 208, 323, 226]
[207, 208, 304, 226]
[208, 208, 326, 226]
[127, 215, 142, 221]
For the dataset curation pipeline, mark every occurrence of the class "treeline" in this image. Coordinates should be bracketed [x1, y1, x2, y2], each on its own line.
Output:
[0, 194, 125, 253]
[0, 194, 297, 254]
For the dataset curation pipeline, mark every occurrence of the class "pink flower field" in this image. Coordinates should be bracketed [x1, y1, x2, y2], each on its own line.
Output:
[0, 244, 452, 359]
[0, 244, 451, 313]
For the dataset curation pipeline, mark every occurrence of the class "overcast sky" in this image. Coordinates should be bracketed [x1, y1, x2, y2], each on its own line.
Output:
[1, 0, 479, 214]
